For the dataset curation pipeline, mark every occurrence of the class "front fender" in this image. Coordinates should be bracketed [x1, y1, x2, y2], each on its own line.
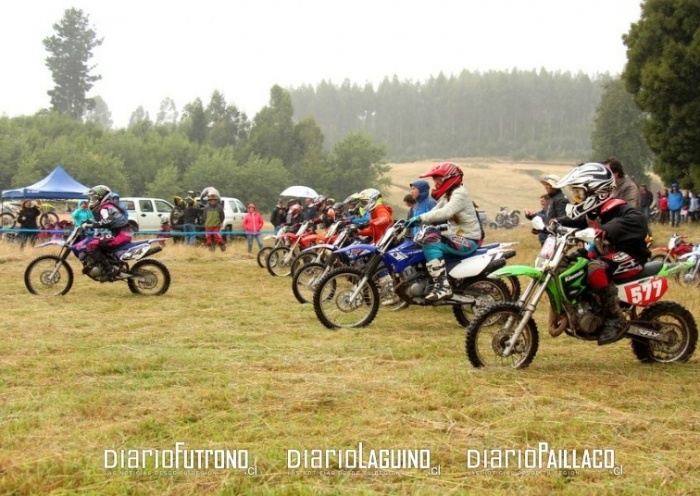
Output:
[301, 243, 334, 254]
[488, 264, 542, 280]
[334, 243, 377, 256]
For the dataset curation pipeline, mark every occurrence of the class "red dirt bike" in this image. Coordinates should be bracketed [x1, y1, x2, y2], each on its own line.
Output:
[266, 220, 319, 276]
[650, 233, 694, 264]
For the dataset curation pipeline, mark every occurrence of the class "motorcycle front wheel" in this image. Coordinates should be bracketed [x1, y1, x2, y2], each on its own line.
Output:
[631, 301, 698, 363]
[465, 302, 539, 369]
[24, 255, 74, 296]
[267, 246, 294, 277]
[453, 276, 511, 327]
[290, 250, 323, 277]
[292, 262, 327, 304]
[675, 264, 700, 288]
[257, 246, 272, 268]
[313, 267, 379, 329]
[127, 259, 171, 295]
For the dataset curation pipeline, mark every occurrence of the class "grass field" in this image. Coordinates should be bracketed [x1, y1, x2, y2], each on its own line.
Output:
[1, 161, 699, 495]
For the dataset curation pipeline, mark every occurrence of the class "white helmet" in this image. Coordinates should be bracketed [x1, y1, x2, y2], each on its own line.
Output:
[554, 163, 615, 219]
[358, 188, 382, 212]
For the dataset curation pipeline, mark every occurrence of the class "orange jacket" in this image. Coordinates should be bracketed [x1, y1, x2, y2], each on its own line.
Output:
[358, 204, 393, 244]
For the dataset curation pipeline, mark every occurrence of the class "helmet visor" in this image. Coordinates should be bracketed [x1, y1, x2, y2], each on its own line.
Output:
[571, 187, 586, 204]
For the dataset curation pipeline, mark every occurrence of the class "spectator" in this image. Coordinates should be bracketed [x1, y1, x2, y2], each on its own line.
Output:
[409, 179, 437, 237]
[110, 192, 130, 222]
[602, 157, 640, 208]
[639, 184, 654, 222]
[403, 194, 416, 219]
[302, 197, 317, 221]
[689, 192, 699, 222]
[526, 174, 569, 245]
[668, 183, 683, 227]
[181, 197, 202, 245]
[16, 199, 41, 248]
[270, 198, 287, 234]
[243, 203, 265, 256]
[524, 195, 550, 243]
[202, 193, 226, 252]
[71, 200, 95, 226]
[659, 189, 669, 225]
[682, 190, 691, 222]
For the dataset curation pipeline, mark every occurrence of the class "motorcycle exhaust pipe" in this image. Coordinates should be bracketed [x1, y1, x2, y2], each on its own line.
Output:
[501, 249, 517, 260]
[483, 257, 506, 274]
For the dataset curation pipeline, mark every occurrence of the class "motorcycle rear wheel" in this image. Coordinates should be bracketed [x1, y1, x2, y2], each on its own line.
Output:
[290, 251, 323, 277]
[1, 212, 16, 228]
[257, 246, 272, 268]
[292, 262, 327, 304]
[313, 267, 379, 329]
[465, 302, 539, 369]
[127, 259, 171, 295]
[24, 255, 74, 296]
[631, 301, 698, 363]
[453, 276, 511, 327]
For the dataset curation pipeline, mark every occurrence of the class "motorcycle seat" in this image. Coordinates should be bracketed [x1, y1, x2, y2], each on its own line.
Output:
[612, 260, 663, 283]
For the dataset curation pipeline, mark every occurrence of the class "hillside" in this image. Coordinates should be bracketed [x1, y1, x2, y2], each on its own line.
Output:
[385, 159, 580, 219]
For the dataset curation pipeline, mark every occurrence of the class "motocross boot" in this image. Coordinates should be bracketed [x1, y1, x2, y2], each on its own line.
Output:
[597, 284, 629, 345]
[425, 259, 453, 302]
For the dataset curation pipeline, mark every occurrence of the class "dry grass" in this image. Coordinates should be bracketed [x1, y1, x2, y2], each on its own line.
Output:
[1, 162, 700, 495]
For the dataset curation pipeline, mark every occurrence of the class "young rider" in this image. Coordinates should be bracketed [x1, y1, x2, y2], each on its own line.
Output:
[406, 162, 483, 301]
[355, 188, 394, 244]
[554, 163, 651, 345]
[84, 185, 133, 280]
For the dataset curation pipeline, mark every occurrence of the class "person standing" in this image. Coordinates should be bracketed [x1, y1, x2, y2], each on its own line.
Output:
[181, 197, 202, 245]
[270, 199, 287, 234]
[639, 184, 654, 222]
[524, 174, 569, 245]
[243, 203, 265, 255]
[689, 192, 699, 222]
[668, 183, 684, 227]
[203, 193, 226, 252]
[659, 190, 669, 225]
[603, 157, 640, 208]
[17, 199, 41, 248]
[71, 200, 95, 226]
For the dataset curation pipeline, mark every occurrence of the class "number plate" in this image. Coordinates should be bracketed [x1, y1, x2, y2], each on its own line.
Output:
[622, 276, 668, 306]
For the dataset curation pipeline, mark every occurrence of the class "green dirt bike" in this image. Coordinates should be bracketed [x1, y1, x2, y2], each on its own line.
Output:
[465, 217, 698, 369]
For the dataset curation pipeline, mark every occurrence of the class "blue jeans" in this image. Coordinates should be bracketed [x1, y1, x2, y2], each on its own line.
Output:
[183, 223, 197, 245]
[246, 233, 263, 252]
[670, 209, 681, 226]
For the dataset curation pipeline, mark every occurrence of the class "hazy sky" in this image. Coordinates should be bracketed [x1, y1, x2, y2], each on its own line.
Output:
[2, 0, 643, 128]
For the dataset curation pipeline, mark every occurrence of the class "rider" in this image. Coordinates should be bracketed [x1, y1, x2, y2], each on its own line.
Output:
[84, 185, 133, 280]
[356, 188, 394, 244]
[406, 162, 483, 301]
[554, 163, 651, 345]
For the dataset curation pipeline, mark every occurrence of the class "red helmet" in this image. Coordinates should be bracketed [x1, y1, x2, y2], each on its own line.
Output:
[420, 162, 463, 200]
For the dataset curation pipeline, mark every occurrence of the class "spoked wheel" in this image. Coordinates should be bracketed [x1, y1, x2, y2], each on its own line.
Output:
[257, 246, 273, 268]
[313, 267, 379, 329]
[24, 255, 74, 296]
[675, 264, 700, 288]
[292, 262, 327, 304]
[127, 260, 171, 295]
[453, 277, 511, 327]
[373, 271, 408, 312]
[290, 251, 322, 277]
[1, 212, 16, 229]
[509, 214, 520, 226]
[465, 302, 539, 369]
[631, 302, 698, 363]
[39, 211, 60, 228]
[267, 246, 295, 277]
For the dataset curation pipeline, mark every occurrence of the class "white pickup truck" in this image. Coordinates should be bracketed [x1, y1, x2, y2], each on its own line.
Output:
[120, 197, 174, 232]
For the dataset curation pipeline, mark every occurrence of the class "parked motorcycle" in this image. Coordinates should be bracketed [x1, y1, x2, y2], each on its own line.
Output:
[672, 242, 700, 288]
[266, 220, 317, 276]
[489, 206, 520, 229]
[650, 233, 694, 264]
[312, 219, 517, 329]
[289, 220, 344, 277]
[24, 224, 171, 296]
[465, 217, 697, 368]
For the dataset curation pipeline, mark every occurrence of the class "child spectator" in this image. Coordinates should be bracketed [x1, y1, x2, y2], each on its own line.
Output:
[203, 193, 226, 252]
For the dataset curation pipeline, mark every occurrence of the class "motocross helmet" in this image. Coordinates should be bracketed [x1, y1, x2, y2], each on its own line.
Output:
[343, 193, 362, 214]
[358, 188, 382, 212]
[311, 196, 327, 209]
[554, 163, 615, 219]
[87, 185, 112, 210]
[288, 203, 302, 216]
[420, 162, 463, 200]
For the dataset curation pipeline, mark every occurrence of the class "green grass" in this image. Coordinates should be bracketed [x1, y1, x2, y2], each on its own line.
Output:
[1, 214, 699, 494]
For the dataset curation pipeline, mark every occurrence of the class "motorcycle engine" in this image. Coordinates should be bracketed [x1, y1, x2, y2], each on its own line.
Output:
[572, 300, 603, 336]
[88, 265, 103, 277]
[395, 266, 428, 298]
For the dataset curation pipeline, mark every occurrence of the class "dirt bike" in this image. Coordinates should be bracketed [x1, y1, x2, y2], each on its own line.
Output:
[24, 224, 171, 296]
[257, 225, 289, 268]
[465, 217, 698, 368]
[312, 219, 517, 329]
[650, 233, 694, 264]
[490, 206, 520, 229]
[291, 222, 380, 305]
[288, 220, 344, 277]
[266, 220, 318, 277]
[671, 242, 700, 288]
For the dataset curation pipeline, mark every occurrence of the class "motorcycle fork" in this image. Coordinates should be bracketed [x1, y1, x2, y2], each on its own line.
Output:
[503, 273, 552, 356]
[348, 254, 383, 302]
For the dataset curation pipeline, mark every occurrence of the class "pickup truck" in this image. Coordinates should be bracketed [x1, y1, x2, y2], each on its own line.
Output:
[120, 197, 174, 232]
